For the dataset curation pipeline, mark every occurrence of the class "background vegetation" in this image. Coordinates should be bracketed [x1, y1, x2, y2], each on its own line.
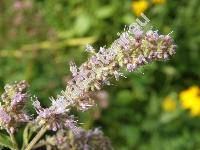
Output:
[0, 0, 200, 149]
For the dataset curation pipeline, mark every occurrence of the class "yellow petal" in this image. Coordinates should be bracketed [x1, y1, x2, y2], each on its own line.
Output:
[132, 0, 149, 16]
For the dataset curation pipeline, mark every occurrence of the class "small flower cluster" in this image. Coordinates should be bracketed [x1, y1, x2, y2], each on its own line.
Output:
[33, 97, 82, 134]
[33, 25, 176, 133]
[43, 128, 112, 150]
[0, 81, 30, 133]
[74, 128, 112, 150]
[179, 86, 200, 117]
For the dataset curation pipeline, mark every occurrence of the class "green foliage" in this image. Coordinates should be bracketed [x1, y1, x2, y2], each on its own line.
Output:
[0, 0, 200, 149]
[0, 133, 15, 149]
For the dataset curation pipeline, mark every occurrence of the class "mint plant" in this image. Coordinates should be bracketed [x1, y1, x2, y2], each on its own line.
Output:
[0, 24, 176, 150]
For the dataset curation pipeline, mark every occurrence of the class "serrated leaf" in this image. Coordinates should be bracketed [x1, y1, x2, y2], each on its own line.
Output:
[0, 133, 15, 149]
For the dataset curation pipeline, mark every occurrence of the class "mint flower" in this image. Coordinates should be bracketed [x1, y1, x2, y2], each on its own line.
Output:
[0, 80, 30, 133]
[33, 98, 81, 134]
[61, 28, 176, 112]
[41, 128, 112, 150]
[33, 25, 176, 135]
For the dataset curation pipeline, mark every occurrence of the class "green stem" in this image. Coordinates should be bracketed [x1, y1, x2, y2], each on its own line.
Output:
[32, 141, 47, 149]
[25, 125, 49, 150]
[9, 133, 18, 150]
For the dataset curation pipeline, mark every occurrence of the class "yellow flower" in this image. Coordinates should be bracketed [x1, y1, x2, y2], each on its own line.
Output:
[179, 86, 200, 117]
[162, 97, 176, 112]
[131, 0, 149, 17]
[152, 0, 166, 4]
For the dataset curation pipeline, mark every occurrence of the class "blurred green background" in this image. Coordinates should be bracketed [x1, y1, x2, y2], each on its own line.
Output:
[0, 0, 200, 149]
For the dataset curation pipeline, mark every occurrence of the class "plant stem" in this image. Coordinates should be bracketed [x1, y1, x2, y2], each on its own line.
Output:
[9, 133, 18, 150]
[25, 125, 49, 150]
[32, 141, 47, 149]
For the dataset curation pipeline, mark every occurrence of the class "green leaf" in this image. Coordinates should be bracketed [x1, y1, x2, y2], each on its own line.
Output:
[116, 90, 133, 105]
[23, 125, 29, 147]
[0, 133, 15, 149]
[95, 5, 115, 19]
[160, 111, 181, 124]
[22, 124, 37, 149]
[73, 13, 91, 36]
